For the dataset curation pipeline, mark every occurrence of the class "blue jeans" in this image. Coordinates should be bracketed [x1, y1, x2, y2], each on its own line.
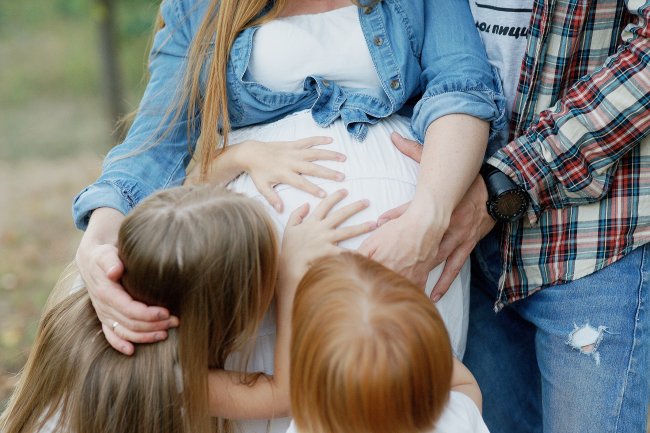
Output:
[464, 230, 650, 433]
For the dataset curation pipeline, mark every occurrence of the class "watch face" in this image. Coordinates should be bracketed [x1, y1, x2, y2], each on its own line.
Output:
[495, 190, 525, 217]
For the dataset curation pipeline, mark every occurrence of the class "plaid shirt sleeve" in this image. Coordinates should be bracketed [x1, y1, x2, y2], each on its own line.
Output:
[487, 0, 650, 223]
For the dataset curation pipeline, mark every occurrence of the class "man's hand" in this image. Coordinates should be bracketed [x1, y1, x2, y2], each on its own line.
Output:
[378, 133, 495, 301]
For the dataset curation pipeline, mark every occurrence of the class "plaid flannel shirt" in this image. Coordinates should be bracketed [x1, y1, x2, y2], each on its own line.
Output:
[486, 0, 650, 308]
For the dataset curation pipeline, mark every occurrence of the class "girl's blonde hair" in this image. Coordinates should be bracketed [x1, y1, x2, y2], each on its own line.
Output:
[0, 185, 278, 433]
[290, 253, 453, 433]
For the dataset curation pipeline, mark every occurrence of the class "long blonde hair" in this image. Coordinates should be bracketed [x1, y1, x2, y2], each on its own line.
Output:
[167, 0, 379, 178]
[0, 185, 278, 433]
[290, 253, 453, 433]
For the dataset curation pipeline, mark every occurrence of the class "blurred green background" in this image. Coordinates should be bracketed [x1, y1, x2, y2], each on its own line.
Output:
[0, 0, 159, 409]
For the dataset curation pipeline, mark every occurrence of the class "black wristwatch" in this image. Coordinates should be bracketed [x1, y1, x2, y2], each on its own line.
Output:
[480, 164, 530, 222]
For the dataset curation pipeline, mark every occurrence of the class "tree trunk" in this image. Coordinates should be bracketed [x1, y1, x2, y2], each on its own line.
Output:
[96, 0, 125, 143]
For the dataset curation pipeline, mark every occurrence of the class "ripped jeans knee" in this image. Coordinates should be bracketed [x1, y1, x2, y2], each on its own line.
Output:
[566, 323, 609, 365]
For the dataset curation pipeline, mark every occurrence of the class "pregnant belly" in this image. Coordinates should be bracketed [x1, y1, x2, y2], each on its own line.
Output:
[228, 110, 419, 250]
[228, 110, 469, 360]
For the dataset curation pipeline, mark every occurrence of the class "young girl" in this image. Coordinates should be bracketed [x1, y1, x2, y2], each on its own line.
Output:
[0, 185, 372, 433]
[289, 253, 490, 433]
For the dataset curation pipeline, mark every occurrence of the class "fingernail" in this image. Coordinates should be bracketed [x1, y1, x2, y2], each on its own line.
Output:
[377, 218, 388, 226]
[336, 173, 345, 181]
[361, 199, 370, 206]
[318, 190, 326, 198]
[122, 346, 132, 355]
[157, 312, 169, 320]
[155, 332, 166, 341]
[107, 264, 120, 275]
[338, 155, 347, 161]
[432, 294, 441, 302]
[367, 221, 377, 229]
[275, 203, 283, 212]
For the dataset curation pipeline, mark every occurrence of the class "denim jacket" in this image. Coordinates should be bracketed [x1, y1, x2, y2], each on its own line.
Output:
[73, 0, 505, 229]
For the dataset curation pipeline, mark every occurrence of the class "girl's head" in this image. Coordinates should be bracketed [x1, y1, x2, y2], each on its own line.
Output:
[1, 185, 278, 433]
[290, 253, 453, 433]
[118, 185, 278, 360]
[116, 185, 279, 431]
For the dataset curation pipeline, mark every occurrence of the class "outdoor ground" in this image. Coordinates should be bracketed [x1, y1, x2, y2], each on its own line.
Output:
[0, 156, 101, 403]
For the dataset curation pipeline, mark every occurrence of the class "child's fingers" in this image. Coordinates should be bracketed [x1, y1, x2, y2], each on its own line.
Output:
[331, 221, 377, 243]
[287, 203, 310, 227]
[310, 189, 348, 220]
[323, 199, 370, 227]
[257, 182, 284, 213]
[297, 162, 345, 182]
[303, 149, 346, 162]
[295, 136, 333, 148]
[287, 174, 326, 198]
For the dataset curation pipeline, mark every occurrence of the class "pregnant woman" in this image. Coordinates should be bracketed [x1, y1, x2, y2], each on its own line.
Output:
[73, 0, 504, 430]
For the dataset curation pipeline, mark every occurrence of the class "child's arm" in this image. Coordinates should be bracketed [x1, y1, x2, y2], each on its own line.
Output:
[207, 190, 377, 419]
[450, 357, 483, 412]
[185, 137, 346, 212]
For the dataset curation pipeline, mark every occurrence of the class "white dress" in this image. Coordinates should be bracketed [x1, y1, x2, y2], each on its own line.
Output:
[284, 392, 491, 433]
[226, 7, 471, 433]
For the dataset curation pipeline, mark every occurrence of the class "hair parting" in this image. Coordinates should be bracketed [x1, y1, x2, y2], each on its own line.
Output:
[290, 253, 453, 433]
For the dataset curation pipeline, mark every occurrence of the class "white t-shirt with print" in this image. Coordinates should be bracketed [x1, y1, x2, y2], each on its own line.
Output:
[469, 0, 533, 152]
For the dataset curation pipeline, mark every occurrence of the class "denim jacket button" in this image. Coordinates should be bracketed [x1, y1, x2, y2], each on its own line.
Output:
[364, 6, 373, 14]
[374, 36, 383, 46]
[390, 79, 401, 90]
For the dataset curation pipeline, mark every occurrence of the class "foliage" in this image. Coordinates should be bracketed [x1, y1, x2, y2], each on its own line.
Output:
[0, 0, 159, 160]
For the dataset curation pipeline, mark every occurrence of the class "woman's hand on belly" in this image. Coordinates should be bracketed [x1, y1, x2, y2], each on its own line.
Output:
[358, 200, 449, 291]
[375, 176, 495, 300]
[369, 134, 495, 301]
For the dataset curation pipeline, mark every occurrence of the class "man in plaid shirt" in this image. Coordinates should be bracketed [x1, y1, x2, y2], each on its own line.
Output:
[389, 0, 650, 431]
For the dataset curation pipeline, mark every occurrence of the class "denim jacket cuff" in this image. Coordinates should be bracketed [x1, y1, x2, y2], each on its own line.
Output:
[72, 180, 152, 230]
[411, 79, 506, 144]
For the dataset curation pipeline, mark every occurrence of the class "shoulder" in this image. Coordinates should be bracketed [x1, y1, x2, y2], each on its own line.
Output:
[285, 420, 299, 433]
[159, 0, 211, 41]
[433, 392, 491, 433]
